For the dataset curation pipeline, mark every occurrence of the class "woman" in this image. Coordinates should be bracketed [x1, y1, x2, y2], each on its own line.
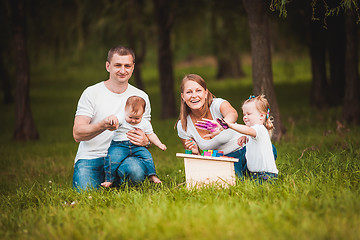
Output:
[175, 74, 247, 177]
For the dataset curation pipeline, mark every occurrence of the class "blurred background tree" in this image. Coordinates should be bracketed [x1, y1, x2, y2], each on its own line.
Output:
[0, 0, 359, 141]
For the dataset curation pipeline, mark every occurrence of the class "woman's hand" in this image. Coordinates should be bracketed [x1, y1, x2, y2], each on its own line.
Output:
[196, 118, 224, 139]
[184, 139, 200, 155]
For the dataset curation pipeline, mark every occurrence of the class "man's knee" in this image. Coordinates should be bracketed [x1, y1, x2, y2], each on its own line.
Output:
[72, 159, 104, 191]
[118, 159, 146, 184]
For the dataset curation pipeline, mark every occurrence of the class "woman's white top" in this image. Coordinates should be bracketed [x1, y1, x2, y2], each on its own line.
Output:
[246, 124, 278, 174]
[177, 98, 243, 155]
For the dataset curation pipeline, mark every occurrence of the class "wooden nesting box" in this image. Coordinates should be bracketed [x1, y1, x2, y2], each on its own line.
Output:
[176, 153, 238, 189]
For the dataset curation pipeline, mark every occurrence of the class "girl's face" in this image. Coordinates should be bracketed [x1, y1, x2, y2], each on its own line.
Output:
[242, 101, 265, 127]
[125, 108, 143, 125]
[181, 80, 208, 111]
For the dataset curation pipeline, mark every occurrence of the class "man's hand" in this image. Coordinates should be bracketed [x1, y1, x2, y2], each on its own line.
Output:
[126, 128, 149, 146]
[73, 114, 118, 142]
[103, 115, 119, 131]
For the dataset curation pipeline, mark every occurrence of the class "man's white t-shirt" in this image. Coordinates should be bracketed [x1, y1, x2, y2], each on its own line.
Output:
[177, 98, 243, 155]
[74, 82, 151, 163]
[245, 124, 278, 174]
[112, 113, 153, 142]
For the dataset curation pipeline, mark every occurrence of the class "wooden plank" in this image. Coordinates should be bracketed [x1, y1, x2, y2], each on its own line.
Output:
[176, 153, 238, 162]
[176, 153, 238, 189]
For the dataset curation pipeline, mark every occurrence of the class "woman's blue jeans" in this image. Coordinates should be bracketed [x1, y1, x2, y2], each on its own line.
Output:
[226, 145, 277, 178]
[73, 155, 148, 191]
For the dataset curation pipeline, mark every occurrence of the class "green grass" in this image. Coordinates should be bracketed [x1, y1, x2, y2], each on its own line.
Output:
[0, 56, 359, 239]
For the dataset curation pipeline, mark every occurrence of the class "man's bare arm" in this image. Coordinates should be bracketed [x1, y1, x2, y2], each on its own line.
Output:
[73, 115, 118, 142]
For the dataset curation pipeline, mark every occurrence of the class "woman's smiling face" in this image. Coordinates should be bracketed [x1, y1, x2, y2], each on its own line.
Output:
[181, 80, 208, 111]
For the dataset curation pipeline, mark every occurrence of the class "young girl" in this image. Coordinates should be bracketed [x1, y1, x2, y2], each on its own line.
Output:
[196, 95, 278, 182]
[226, 95, 278, 181]
[101, 96, 166, 188]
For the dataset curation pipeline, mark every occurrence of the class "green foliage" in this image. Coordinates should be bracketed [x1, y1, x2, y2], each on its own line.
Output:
[270, 0, 290, 18]
[270, 0, 360, 24]
[1, 57, 360, 239]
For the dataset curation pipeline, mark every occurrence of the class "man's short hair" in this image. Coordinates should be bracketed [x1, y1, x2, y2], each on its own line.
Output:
[107, 46, 135, 63]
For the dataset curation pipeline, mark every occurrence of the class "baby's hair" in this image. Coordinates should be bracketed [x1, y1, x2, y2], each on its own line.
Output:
[243, 95, 274, 137]
[125, 96, 146, 115]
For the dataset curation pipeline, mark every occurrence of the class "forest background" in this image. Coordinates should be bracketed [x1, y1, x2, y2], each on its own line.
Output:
[0, 0, 359, 239]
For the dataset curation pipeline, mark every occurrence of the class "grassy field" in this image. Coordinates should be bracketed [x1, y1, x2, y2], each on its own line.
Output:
[0, 56, 359, 239]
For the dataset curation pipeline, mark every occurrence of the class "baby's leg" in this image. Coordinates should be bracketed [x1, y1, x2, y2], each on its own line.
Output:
[101, 181, 113, 188]
[106, 141, 131, 183]
[131, 146, 161, 183]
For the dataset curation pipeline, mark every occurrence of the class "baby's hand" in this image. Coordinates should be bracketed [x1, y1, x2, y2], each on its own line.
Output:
[101, 181, 113, 188]
[159, 144, 167, 151]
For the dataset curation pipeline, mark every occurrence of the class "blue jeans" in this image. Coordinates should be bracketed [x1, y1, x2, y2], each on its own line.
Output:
[226, 145, 278, 178]
[105, 140, 156, 182]
[226, 148, 247, 178]
[73, 155, 148, 191]
[249, 172, 278, 183]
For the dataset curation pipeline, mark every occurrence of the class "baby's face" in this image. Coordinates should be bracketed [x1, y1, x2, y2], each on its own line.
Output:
[125, 108, 144, 125]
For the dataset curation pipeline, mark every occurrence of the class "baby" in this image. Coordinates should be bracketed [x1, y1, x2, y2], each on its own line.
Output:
[101, 96, 166, 187]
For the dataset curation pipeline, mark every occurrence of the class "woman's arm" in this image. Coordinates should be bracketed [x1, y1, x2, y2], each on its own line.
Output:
[219, 101, 238, 124]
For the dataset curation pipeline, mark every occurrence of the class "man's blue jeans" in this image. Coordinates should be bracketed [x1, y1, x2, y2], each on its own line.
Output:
[73, 155, 147, 191]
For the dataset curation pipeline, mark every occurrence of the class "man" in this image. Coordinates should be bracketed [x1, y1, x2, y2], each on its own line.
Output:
[72, 46, 152, 191]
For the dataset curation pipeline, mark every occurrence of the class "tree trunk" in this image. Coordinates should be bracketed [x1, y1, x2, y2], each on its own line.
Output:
[11, 0, 39, 141]
[126, 0, 146, 91]
[210, 2, 245, 80]
[0, 54, 13, 104]
[327, 14, 345, 106]
[308, 20, 328, 108]
[243, 0, 285, 141]
[153, 0, 177, 119]
[343, 9, 360, 124]
[216, 54, 245, 80]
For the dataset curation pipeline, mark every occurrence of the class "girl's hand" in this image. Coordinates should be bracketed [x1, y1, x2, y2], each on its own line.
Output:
[184, 139, 199, 154]
[237, 136, 248, 147]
